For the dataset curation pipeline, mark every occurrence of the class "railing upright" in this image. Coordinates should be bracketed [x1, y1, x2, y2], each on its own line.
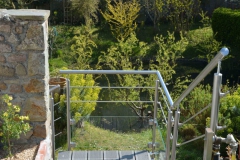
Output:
[49, 84, 60, 160]
[66, 79, 71, 151]
[165, 110, 172, 160]
[150, 80, 159, 159]
[170, 47, 229, 159]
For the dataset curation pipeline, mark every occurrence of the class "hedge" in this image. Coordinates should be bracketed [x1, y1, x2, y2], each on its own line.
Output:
[212, 7, 240, 48]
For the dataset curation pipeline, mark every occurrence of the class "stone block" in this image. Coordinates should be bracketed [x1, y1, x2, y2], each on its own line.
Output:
[24, 79, 45, 93]
[0, 55, 6, 62]
[0, 65, 14, 77]
[16, 63, 27, 76]
[10, 84, 22, 93]
[0, 25, 10, 33]
[14, 130, 33, 144]
[0, 43, 12, 53]
[33, 124, 46, 138]
[28, 53, 45, 76]
[0, 82, 7, 90]
[23, 97, 46, 121]
[8, 33, 19, 44]
[0, 35, 4, 41]
[16, 25, 44, 51]
[15, 26, 23, 34]
[8, 54, 27, 62]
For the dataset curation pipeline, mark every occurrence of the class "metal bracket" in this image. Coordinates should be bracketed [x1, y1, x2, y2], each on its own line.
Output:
[70, 141, 76, 148]
[149, 119, 157, 126]
[148, 142, 160, 148]
[149, 119, 154, 125]
[70, 119, 76, 125]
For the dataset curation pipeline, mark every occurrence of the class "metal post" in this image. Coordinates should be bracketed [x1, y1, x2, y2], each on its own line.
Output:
[151, 80, 159, 158]
[66, 79, 71, 151]
[165, 110, 172, 160]
[210, 68, 222, 133]
[50, 96, 55, 159]
[203, 128, 214, 160]
[171, 110, 180, 160]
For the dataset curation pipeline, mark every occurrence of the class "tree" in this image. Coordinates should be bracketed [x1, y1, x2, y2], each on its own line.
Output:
[166, 0, 201, 32]
[71, 0, 100, 26]
[69, 26, 98, 69]
[100, 0, 141, 40]
[98, 33, 151, 121]
[0, 0, 33, 9]
[97, 32, 188, 123]
[142, 0, 164, 29]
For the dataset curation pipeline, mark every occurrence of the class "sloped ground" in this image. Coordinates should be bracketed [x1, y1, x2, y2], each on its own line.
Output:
[0, 144, 38, 160]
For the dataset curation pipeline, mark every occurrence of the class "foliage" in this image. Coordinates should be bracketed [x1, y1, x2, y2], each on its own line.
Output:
[212, 7, 240, 49]
[220, 85, 240, 134]
[179, 124, 199, 141]
[183, 27, 222, 62]
[0, 0, 33, 9]
[151, 31, 188, 83]
[142, 0, 164, 29]
[176, 140, 203, 160]
[70, 26, 98, 69]
[165, 0, 201, 32]
[0, 95, 31, 157]
[100, 0, 141, 40]
[98, 33, 151, 117]
[180, 84, 212, 133]
[176, 84, 212, 159]
[199, 10, 211, 27]
[71, 0, 100, 26]
[60, 70, 101, 122]
[98, 32, 188, 120]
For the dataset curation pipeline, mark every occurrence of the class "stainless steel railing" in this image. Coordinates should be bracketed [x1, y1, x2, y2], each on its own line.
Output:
[56, 47, 229, 160]
[58, 70, 173, 159]
[49, 85, 62, 159]
[169, 47, 229, 160]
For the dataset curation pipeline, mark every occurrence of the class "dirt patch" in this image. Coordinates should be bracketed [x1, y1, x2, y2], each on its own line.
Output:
[0, 144, 39, 160]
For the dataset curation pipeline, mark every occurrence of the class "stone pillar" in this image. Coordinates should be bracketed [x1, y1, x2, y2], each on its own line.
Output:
[0, 9, 51, 155]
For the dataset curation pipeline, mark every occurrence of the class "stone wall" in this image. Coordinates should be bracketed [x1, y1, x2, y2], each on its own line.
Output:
[0, 9, 51, 153]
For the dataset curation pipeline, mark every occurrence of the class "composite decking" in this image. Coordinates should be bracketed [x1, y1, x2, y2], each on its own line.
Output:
[58, 150, 152, 160]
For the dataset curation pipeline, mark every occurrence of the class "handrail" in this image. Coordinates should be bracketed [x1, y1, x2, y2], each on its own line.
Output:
[172, 47, 229, 109]
[59, 70, 174, 107]
[170, 47, 229, 160]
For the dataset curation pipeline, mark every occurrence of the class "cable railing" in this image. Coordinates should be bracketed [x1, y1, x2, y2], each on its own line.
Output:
[52, 47, 235, 160]
[49, 84, 62, 159]
[58, 70, 172, 159]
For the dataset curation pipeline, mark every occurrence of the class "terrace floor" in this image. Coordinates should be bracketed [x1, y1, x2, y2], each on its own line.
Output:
[57, 150, 152, 160]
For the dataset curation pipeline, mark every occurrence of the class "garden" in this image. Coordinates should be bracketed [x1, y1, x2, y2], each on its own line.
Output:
[1, 0, 240, 159]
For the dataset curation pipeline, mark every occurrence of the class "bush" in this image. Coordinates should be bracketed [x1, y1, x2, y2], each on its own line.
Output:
[0, 95, 30, 157]
[212, 7, 240, 48]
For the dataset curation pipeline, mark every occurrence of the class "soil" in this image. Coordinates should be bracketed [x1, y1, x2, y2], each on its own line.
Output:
[0, 144, 39, 160]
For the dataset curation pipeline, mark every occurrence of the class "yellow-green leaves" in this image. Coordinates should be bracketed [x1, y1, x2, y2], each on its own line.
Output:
[70, 26, 97, 70]
[101, 0, 140, 40]
[0, 94, 31, 157]
[60, 72, 101, 122]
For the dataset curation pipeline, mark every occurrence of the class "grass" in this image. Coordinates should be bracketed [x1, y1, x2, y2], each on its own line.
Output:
[71, 121, 165, 151]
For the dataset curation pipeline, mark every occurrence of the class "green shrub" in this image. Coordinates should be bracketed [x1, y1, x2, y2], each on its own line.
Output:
[60, 69, 101, 122]
[0, 95, 31, 157]
[212, 7, 240, 48]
